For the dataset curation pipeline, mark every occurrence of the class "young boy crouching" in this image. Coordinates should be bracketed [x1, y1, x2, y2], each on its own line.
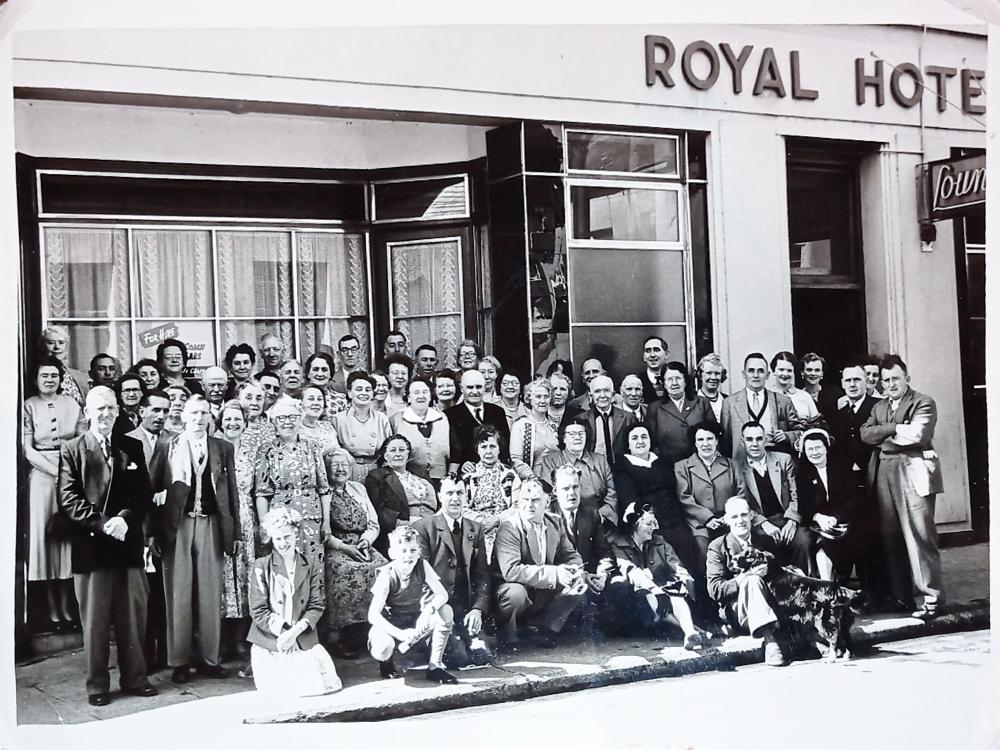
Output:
[367, 526, 458, 684]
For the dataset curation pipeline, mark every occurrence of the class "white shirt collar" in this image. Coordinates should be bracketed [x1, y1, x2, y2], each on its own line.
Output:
[625, 452, 658, 468]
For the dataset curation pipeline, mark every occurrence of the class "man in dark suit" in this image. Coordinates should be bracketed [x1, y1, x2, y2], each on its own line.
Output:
[149, 395, 240, 684]
[645, 362, 718, 462]
[550, 464, 612, 582]
[706, 497, 791, 666]
[721, 352, 802, 461]
[125, 389, 171, 671]
[413, 473, 492, 667]
[58, 386, 158, 706]
[735, 422, 812, 573]
[619, 374, 647, 423]
[572, 375, 637, 468]
[446, 369, 510, 470]
[492, 477, 585, 651]
[640, 336, 669, 406]
[861, 355, 945, 620]
[830, 363, 882, 602]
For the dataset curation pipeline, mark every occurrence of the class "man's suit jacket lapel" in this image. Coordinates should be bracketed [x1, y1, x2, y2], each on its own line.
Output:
[460, 518, 475, 571]
[895, 389, 917, 422]
[544, 519, 560, 565]
[740, 462, 761, 506]
[766, 454, 783, 499]
[733, 392, 750, 430]
[83, 432, 112, 509]
[207, 437, 222, 487]
[434, 514, 457, 559]
[524, 520, 542, 565]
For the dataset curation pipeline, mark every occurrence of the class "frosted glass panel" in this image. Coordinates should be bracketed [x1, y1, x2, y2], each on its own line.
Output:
[570, 248, 685, 323]
[571, 186, 680, 242]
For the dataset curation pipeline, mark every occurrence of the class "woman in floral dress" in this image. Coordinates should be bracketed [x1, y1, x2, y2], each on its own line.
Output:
[216, 400, 260, 668]
[299, 385, 342, 454]
[322, 448, 387, 658]
[462, 424, 517, 559]
[509, 378, 558, 480]
[255, 398, 331, 574]
[236, 380, 277, 462]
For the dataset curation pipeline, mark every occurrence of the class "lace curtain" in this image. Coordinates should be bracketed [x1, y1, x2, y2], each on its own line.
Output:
[43, 227, 132, 369]
[389, 239, 462, 368]
[297, 232, 370, 367]
[217, 231, 296, 356]
[134, 230, 213, 317]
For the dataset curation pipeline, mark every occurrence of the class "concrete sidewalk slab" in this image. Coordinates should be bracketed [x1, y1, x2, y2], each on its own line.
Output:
[14, 542, 990, 726]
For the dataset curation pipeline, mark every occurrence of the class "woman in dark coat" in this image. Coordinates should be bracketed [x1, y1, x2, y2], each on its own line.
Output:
[796, 428, 865, 581]
[613, 424, 698, 575]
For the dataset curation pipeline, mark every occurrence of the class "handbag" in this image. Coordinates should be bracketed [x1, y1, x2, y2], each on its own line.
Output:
[45, 509, 74, 542]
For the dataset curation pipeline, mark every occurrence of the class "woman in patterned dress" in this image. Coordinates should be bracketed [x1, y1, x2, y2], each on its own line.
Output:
[322, 449, 388, 658]
[299, 385, 342, 454]
[365, 434, 438, 556]
[334, 372, 392, 482]
[509, 378, 558, 479]
[390, 377, 451, 488]
[304, 352, 349, 420]
[38, 325, 90, 408]
[216, 400, 259, 668]
[22, 356, 83, 627]
[236, 380, 277, 455]
[462, 424, 517, 560]
[254, 398, 331, 575]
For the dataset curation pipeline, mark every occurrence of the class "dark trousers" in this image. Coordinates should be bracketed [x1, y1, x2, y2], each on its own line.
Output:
[144, 557, 167, 667]
[494, 582, 583, 640]
[162, 515, 223, 667]
[762, 513, 813, 574]
[74, 567, 149, 696]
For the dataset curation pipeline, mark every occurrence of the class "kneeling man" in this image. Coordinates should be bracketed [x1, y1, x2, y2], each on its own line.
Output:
[492, 477, 585, 651]
[413, 473, 493, 667]
[706, 497, 790, 666]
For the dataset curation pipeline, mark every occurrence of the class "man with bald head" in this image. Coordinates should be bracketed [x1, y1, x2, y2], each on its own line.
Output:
[568, 358, 608, 410]
[268, 358, 305, 417]
[446, 369, 510, 471]
[200, 366, 229, 423]
[59, 386, 157, 705]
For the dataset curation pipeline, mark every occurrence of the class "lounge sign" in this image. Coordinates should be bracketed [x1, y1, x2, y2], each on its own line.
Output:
[918, 154, 985, 222]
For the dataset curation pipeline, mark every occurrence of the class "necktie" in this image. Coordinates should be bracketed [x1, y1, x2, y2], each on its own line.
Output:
[102, 438, 111, 463]
[654, 374, 664, 397]
[568, 511, 577, 541]
[453, 519, 463, 561]
[475, 407, 483, 424]
[752, 391, 761, 414]
[601, 412, 613, 464]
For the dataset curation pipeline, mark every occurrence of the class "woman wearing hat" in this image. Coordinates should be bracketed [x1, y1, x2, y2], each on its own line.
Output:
[796, 428, 865, 581]
[603, 503, 708, 650]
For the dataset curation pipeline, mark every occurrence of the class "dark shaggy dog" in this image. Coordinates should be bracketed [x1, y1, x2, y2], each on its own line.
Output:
[731, 546, 861, 662]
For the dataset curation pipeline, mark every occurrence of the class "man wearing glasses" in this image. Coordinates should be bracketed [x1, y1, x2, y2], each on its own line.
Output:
[331, 334, 366, 394]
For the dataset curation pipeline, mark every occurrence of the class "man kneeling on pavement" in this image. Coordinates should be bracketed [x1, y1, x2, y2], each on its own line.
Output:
[412, 472, 494, 668]
[706, 496, 793, 666]
[492, 476, 586, 651]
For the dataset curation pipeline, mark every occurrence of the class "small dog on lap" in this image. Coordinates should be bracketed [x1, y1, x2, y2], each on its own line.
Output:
[730, 546, 862, 662]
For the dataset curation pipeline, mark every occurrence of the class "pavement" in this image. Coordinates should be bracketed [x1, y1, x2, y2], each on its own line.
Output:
[14, 542, 990, 726]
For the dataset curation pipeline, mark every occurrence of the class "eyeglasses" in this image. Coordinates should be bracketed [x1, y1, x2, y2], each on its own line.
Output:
[272, 414, 301, 425]
[120, 387, 143, 394]
[339, 345, 360, 354]
[564, 429, 586, 438]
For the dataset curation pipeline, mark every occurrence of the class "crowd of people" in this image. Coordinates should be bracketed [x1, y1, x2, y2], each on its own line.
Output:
[23, 324, 945, 705]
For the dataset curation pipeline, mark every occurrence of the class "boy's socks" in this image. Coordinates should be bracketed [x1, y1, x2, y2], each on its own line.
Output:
[378, 657, 400, 679]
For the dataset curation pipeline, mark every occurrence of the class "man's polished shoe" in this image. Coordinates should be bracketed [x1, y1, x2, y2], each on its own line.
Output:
[122, 684, 159, 698]
[197, 664, 230, 679]
[88, 693, 111, 707]
[426, 666, 458, 685]
[171, 666, 192, 684]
